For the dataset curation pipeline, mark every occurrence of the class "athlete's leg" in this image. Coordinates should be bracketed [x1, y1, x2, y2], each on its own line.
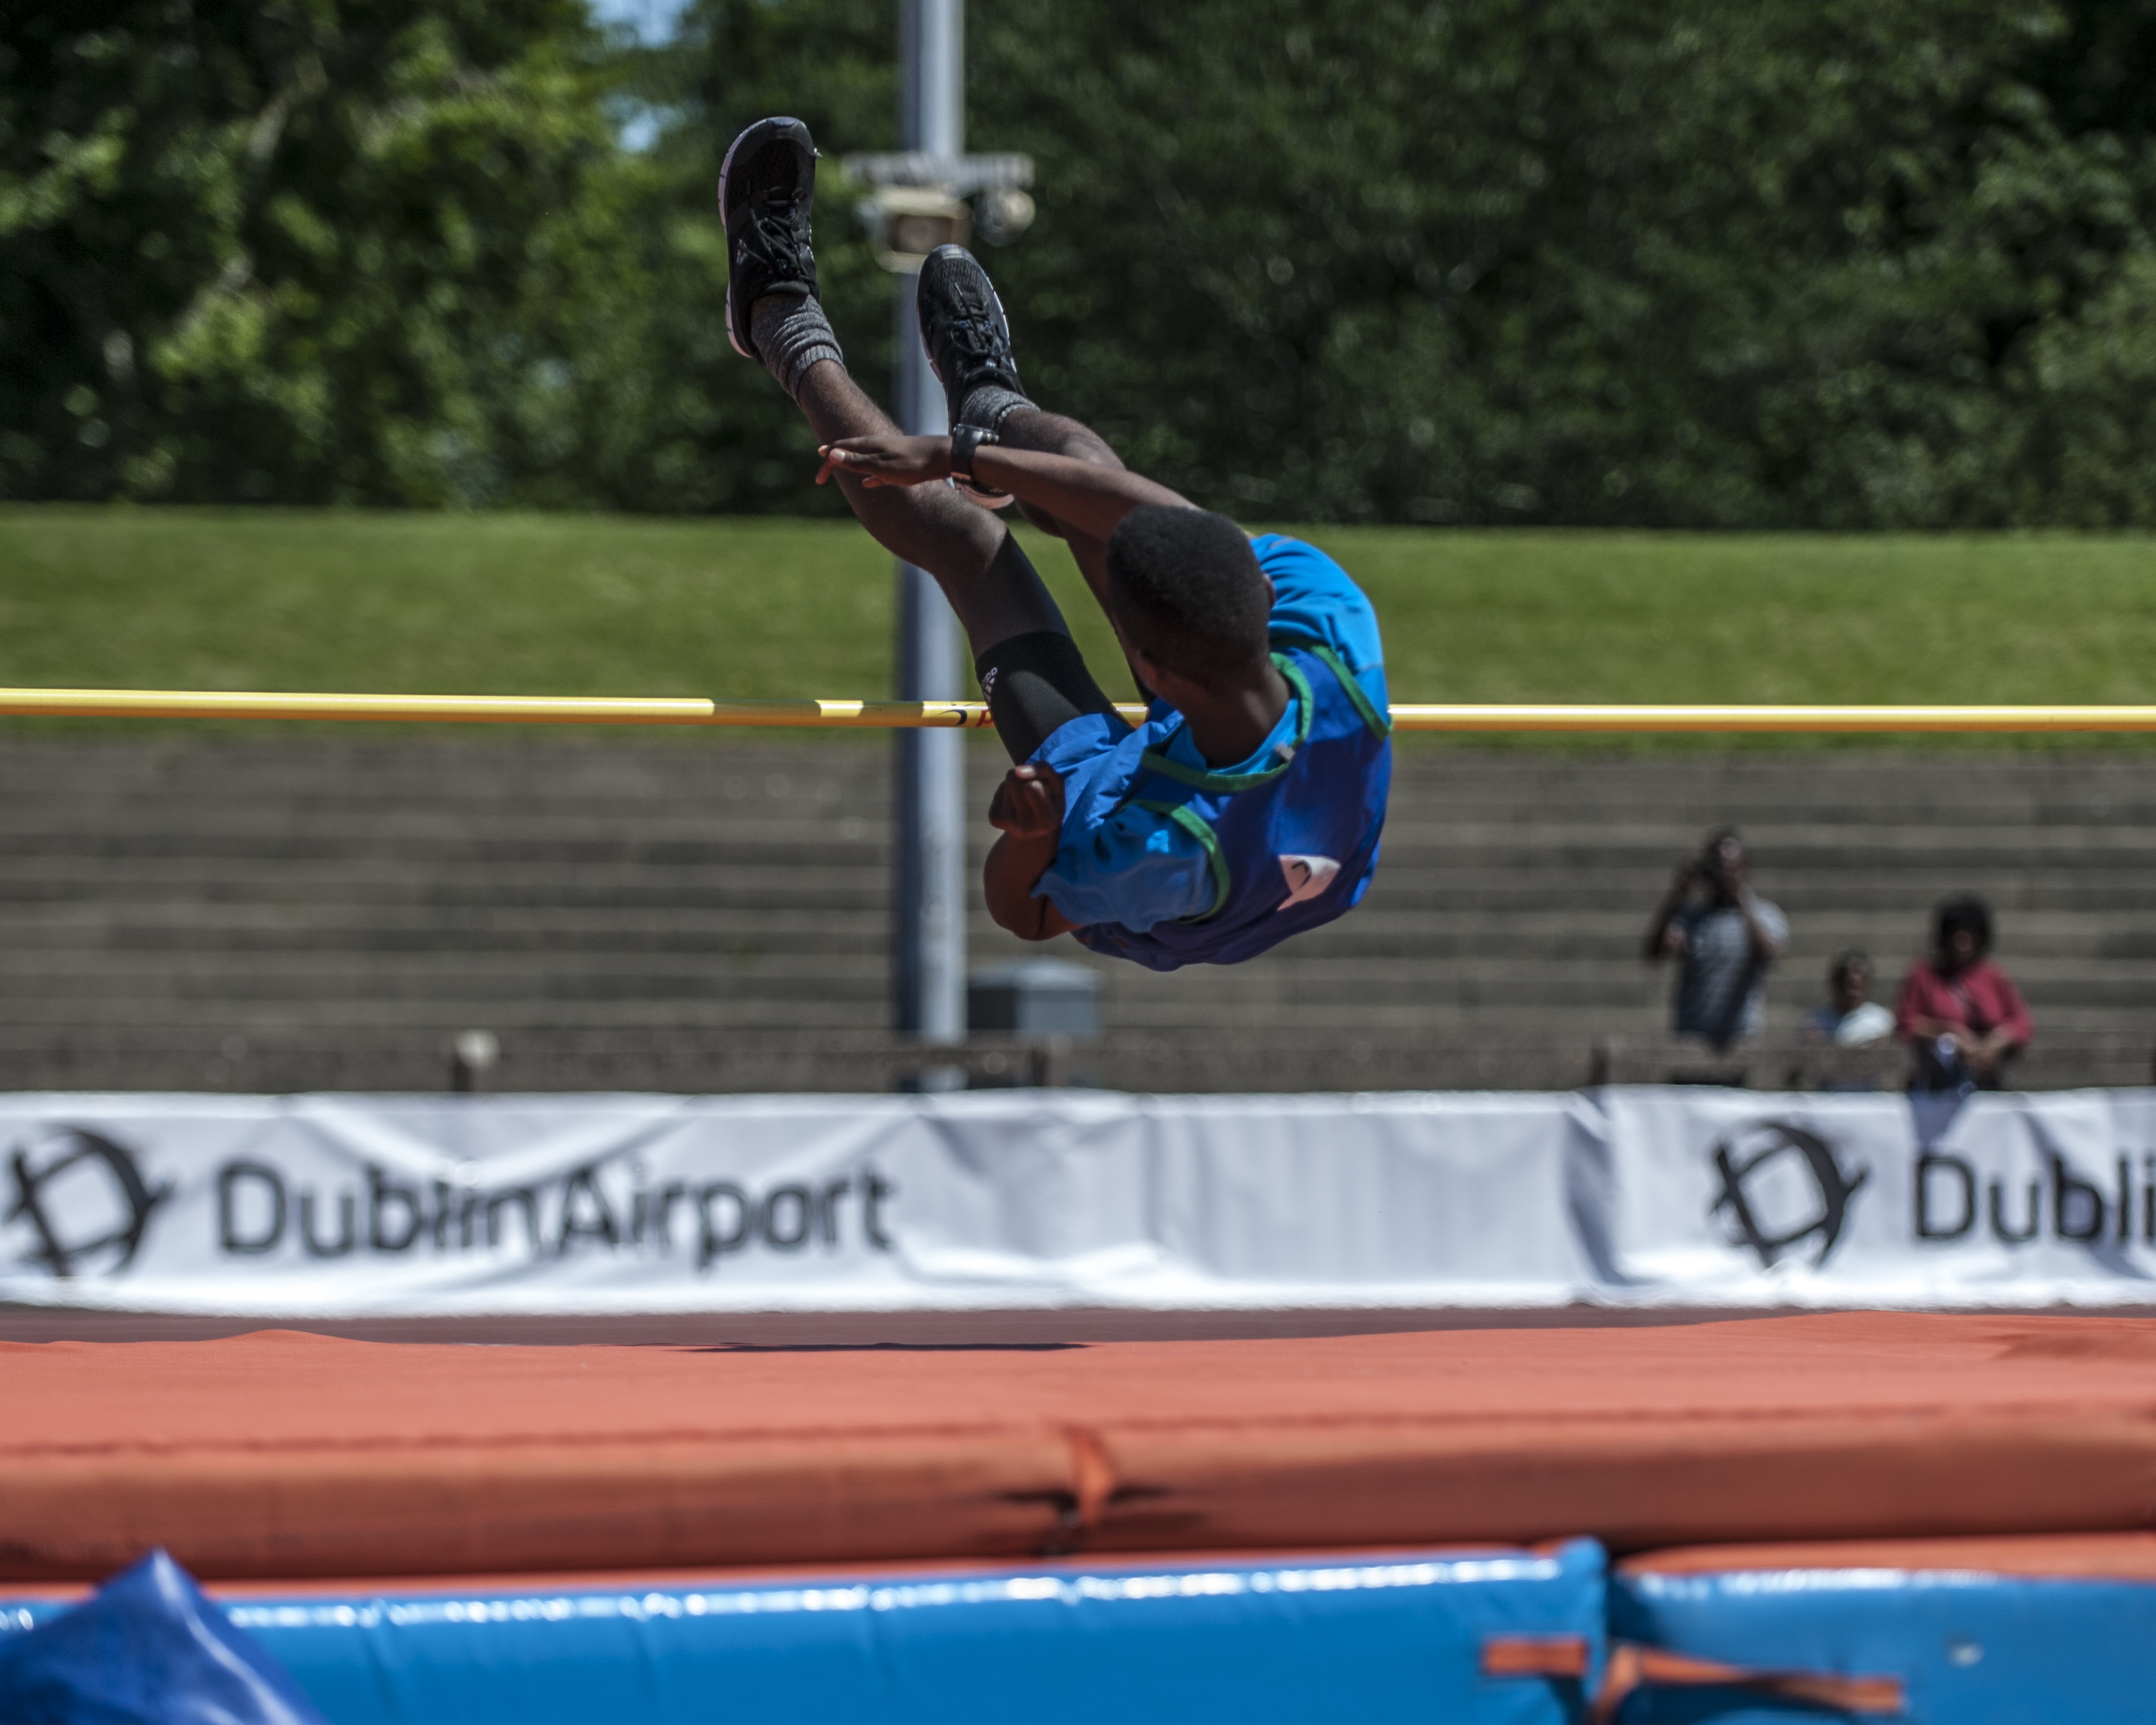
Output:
[911, 248, 1156, 697]
[786, 347, 1128, 761]
[783, 351, 1123, 760]
[783, 346, 1065, 655]
[720, 119, 1072, 671]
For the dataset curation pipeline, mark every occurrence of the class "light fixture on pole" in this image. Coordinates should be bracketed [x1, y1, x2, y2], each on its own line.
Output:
[844, 151, 1035, 272]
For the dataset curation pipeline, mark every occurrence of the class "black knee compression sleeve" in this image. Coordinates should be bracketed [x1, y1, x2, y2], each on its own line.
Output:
[975, 630, 1128, 763]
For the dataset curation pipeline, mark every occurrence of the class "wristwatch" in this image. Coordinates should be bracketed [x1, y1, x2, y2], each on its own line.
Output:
[949, 422, 1000, 484]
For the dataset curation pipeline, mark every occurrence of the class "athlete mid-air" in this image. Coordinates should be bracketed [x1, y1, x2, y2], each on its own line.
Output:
[721, 116, 1391, 970]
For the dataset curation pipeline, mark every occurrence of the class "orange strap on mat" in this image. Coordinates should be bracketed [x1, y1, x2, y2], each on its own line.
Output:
[1481, 1636, 1906, 1722]
[1480, 1635, 1595, 1680]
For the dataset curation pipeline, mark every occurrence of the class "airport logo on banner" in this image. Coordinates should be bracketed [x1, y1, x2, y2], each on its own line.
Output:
[0, 1091, 1602, 1312]
[1706, 1118, 1867, 1270]
[4, 1126, 171, 1279]
[1599, 1086, 2156, 1300]
[1, 1101, 908, 1306]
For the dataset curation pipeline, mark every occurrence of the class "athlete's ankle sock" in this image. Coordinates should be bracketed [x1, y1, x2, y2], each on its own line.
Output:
[750, 292, 844, 400]
[957, 383, 1033, 431]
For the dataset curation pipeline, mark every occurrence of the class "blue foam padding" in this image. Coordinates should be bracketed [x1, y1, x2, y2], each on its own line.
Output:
[1, 1544, 1605, 1725]
[1612, 1563, 2156, 1724]
[0, 1550, 330, 1725]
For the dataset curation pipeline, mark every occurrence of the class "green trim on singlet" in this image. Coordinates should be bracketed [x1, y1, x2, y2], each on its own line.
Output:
[1135, 655, 1316, 792]
[1133, 799, 1231, 923]
[1300, 641, 1392, 736]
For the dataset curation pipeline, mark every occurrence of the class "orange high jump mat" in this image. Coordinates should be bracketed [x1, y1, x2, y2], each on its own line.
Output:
[6, 1311, 2156, 1582]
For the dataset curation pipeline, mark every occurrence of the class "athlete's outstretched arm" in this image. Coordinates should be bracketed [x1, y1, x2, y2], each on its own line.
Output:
[817, 435, 1195, 545]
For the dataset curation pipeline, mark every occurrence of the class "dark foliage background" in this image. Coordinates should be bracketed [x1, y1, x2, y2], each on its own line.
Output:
[7, 0, 2156, 523]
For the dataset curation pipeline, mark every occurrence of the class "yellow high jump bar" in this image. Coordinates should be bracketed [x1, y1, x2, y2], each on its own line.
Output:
[4, 688, 2156, 732]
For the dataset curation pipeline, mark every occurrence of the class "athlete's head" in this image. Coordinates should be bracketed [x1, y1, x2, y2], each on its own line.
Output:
[1103, 505, 1271, 689]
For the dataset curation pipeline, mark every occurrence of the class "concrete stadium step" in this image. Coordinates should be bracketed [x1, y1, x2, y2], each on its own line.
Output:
[2, 1029, 2149, 1096]
[0, 910, 889, 953]
[0, 870, 886, 912]
[0, 739, 2152, 1089]
[37, 903, 2156, 949]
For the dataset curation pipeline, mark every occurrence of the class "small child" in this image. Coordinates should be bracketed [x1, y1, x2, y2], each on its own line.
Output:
[1804, 951, 1895, 1047]
[723, 116, 1390, 968]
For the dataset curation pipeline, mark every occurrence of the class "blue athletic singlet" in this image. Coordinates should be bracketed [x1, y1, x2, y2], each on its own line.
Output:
[1031, 643, 1392, 970]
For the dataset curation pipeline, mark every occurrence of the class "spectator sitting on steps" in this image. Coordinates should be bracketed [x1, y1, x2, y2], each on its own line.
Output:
[1895, 894, 2032, 1092]
[1805, 950, 1896, 1046]
[1644, 827, 1787, 1053]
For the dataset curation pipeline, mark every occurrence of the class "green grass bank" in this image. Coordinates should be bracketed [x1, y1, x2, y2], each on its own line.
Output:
[4, 506, 2153, 748]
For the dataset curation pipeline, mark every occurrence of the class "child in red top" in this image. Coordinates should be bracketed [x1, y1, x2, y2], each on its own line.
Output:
[1894, 895, 2033, 1090]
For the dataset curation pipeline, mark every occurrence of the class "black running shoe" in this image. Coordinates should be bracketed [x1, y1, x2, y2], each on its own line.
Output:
[719, 116, 820, 363]
[917, 244, 1023, 420]
[917, 244, 1025, 506]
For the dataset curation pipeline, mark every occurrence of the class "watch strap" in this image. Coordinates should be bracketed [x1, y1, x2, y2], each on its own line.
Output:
[949, 422, 999, 482]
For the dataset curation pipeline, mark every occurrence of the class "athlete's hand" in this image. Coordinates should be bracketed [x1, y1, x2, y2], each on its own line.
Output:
[984, 763, 1075, 941]
[816, 434, 952, 489]
[988, 762, 1064, 839]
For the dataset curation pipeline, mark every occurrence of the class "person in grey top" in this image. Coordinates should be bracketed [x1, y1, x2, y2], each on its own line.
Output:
[1644, 827, 1787, 1050]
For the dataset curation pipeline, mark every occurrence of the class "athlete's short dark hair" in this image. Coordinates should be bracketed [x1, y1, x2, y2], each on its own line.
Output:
[1103, 506, 1271, 687]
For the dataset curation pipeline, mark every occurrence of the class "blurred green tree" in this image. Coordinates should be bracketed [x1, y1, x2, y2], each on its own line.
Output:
[596, 0, 896, 514]
[642, 0, 2156, 525]
[949, 0, 2156, 526]
[0, 0, 653, 505]
[8, 0, 2156, 523]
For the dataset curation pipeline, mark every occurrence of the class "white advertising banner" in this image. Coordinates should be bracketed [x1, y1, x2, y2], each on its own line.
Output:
[1, 1087, 2152, 1314]
[1595, 1088, 2156, 1307]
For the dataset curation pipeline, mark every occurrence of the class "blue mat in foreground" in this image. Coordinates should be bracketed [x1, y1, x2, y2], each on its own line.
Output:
[2, 1545, 1606, 1725]
[1612, 1558, 2156, 1724]
[0, 1550, 330, 1725]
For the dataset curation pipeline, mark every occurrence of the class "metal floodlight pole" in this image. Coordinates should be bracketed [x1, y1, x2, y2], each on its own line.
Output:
[892, 0, 967, 1047]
